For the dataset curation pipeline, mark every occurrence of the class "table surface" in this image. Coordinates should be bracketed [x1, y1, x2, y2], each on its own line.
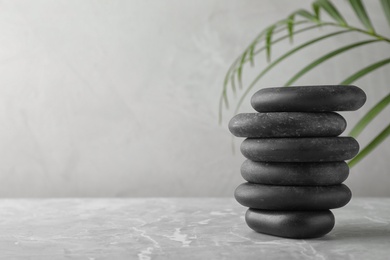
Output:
[0, 198, 389, 260]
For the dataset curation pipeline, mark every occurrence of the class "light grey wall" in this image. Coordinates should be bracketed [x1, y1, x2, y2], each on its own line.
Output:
[0, 0, 389, 197]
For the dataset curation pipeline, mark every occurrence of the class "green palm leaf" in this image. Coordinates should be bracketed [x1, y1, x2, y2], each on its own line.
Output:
[247, 21, 292, 66]
[221, 24, 301, 113]
[287, 16, 295, 43]
[312, 2, 321, 19]
[234, 29, 352, 114]
[239, 22, 302, 85]
[237, 23, 329, 75]
[314, 0, 347, 25]
[220, 23, 329, 121]
[348, 123, 390, 168]
[292, 9, 320, 23]
[340, 58, 390, 84]
[266, 25, 276, 62]
[247, 21, 309, 68]
[230, 73, 237, 94]
[287, 10, 320, 43]
[237, 52, 247, 88]
[284, 39, 381, 86]
[381, 0, 390, 28]
[349, 0, 375, 33]
[350, 93, 390, 137]
[251, 24, 328, 61]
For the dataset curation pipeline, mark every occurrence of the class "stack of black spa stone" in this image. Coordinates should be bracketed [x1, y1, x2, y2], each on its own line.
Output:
[228, 85, 366, 239]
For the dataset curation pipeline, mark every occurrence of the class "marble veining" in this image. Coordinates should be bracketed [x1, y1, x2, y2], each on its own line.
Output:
[0, 198, 389, 259]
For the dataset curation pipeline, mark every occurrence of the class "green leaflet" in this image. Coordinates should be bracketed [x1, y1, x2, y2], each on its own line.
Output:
[340, 58, 390, 84]
[219, 22, 320, 122]
[381, 0, 390, 28]
[233, 29, 351, 114]
[247, 22, 286, 66]
[312, 2, 321, 20]
[287, 10, 320, 43]
[244, 21, 310, 68]
[348, 123, 390, 168]
[237, 52, 247, 88]
[349, 0, 375, 33]
[266, 25, 276, 62]
[284, 39, 381, 86]
[230, 73, 236, 94]
[350, 93, 390, 138]
[314, 0, 347, 26]
[287, 15, 294, 43]
[294, 9, 319, 22]
[253, 24, 327, 60]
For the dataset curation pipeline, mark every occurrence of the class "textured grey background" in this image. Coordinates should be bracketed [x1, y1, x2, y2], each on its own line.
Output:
[0, 0, 389, 197]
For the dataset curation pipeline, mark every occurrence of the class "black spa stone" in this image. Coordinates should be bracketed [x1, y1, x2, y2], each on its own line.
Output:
[251, 85, 366, 112]
[234, 182, 352, 210]
[245, 209, 335, 239]
[228, 112, 346, 138]
[240, 137, 359, 162]
[241, 160, 349, 186]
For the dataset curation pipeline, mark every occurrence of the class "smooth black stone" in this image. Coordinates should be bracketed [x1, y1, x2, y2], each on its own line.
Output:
[245, 209, 335, 239]
[251, 85, 366, 112]
[234, 182, 352, 210]
[241, 160, 349, 186]
[240, 137, 359, 162]
[228, 112, 346, 138]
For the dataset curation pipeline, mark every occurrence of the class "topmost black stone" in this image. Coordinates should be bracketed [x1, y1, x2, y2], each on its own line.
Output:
[251, 85, 366, 112]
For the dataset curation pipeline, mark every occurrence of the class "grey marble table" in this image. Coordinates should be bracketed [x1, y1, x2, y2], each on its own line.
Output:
[0, 198, 389, 259]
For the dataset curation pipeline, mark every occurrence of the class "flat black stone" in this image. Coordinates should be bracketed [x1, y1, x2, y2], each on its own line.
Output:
[245, 209, 335, 239]
[251, 85, 366, 112]
[241, 160, 349, 186]
[240, 137, 359, 162]
[234, 182, 352, 210]
[228, 112, 346, 138]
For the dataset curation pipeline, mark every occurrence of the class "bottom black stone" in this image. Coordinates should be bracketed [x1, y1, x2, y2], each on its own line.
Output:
[245, 209, 335, 239]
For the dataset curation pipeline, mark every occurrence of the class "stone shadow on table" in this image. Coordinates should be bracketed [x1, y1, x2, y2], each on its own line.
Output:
[239, 222, 390, 242]
[326, 223, 390, 241]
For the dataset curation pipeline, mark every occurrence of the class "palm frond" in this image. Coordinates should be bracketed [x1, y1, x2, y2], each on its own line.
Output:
[221, 0, 390, 168]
